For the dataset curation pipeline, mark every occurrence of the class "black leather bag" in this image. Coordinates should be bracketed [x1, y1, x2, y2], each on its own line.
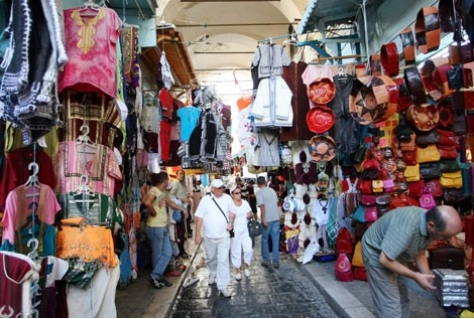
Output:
[429, 247, 465, 270]
[416, 130, 440, 147]
[447, 66, 464, 89]
[247, 218, 262, 237]
[440, 159, 461, 172]
[419, 163, 442, 180]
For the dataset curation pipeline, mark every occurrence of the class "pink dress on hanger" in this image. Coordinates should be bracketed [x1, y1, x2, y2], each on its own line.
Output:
[59, 7, 121, 98]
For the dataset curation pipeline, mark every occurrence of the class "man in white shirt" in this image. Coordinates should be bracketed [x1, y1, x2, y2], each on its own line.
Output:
[194, 179, 235, 298]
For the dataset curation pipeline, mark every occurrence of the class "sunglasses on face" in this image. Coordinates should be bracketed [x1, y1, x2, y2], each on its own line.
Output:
[233, 192, 241, 195]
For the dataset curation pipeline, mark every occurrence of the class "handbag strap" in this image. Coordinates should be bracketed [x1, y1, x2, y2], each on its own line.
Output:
[211, 196, 229, 224]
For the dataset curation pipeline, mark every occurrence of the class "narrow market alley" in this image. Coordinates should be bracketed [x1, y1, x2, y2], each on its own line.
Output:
[116, 234, 338, 318]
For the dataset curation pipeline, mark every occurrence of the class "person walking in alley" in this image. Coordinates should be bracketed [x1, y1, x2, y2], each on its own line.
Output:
[256, 176, 281, 268]
[362, 205, 462, 317]
[194, 179, 235, 298]
[143, 172, 188, 289]
[229, 184, 253, 280]
[170, 169, 192, 256]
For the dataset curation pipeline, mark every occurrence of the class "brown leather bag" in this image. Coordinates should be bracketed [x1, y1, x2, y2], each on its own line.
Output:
[399, 132, 416, 151]
[429, 247, 465, 270]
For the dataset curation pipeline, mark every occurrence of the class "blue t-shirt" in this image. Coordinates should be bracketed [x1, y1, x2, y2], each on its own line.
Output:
[177, 106, 201, 142]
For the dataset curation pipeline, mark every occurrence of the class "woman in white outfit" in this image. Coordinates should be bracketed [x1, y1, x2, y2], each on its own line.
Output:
[230, 185, 254, 280]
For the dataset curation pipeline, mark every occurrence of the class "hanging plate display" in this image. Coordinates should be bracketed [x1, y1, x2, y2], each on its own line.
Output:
[307, 78, 336, 105]
[309, 135, 336, 162]
[306, 105, 335, 134]
[349, 75, 399, 125]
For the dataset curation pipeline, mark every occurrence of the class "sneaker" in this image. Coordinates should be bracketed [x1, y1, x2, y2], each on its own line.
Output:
[208, 274, 216, 285]
[244, 269, 250, 278]
[220, 289, 231, 298]
[159, 276, 173, 287]
[164, 270, 182, 277]
[261, 261, 269, 268]
[148, 276, 164, 289]
[273, 262, 280, 269]
[235, 273, 242, 281]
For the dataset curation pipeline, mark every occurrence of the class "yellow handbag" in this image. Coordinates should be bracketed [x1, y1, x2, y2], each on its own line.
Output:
[405, 164, 420, 182]
[440, 171, 463, 188]
[372, 180, 384, 193]
[352, 241, 364, 267]
[416, 144, 441, 163]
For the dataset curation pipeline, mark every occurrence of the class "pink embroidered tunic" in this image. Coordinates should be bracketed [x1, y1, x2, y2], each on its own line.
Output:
[59, 7, 121, 98]
[55, 141, 122, 197]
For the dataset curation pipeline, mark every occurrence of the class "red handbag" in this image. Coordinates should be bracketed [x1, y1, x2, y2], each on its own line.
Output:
[425, 179, 444, 198]
[335, 253, 354, 282]
[359, 179, 373, 195]
[402, 149, 418, 165]
[361, 195, 376, 206]
[353, 266, 368, 282]
[408, 180, 425, 198]
[336, 227, 353, 254]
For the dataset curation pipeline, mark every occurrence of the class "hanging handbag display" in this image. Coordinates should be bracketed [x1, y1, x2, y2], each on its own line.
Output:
[405, 164, 421, 182]
[365, 206, 378, 223]
[425, 179, 444, 198]
[372, 180, 384, 193]
[416, 144, 441, 163]
[408, 179, 425, 198]
[351, 241, 365, 268]
[335, 252, 354, 282]
[419, 162, 442, 180]
[419, 187, 436, 209]
[416, 129, 440, 146]
[440, 171, 463, 188]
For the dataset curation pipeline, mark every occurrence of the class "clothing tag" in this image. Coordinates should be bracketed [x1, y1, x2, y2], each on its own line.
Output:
[115, 98, 129, 121]
[37, 136, 47, 148]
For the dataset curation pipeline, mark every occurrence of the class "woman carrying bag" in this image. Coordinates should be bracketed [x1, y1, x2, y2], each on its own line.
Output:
[230, 184, 254, 280]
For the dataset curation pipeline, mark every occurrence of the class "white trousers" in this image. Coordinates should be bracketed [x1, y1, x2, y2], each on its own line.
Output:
[203, 236, 231, 290]
[231, 230, 253, 268]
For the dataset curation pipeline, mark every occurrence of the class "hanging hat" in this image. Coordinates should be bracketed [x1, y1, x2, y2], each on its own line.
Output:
[349, 75, 399, 125]
[306, 105, 335, 134]
[307, 78, 336, 105]
[309, 135, 336, 162]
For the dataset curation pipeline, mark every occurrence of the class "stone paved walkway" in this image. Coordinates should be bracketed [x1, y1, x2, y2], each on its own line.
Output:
[169, 237, 338, 318]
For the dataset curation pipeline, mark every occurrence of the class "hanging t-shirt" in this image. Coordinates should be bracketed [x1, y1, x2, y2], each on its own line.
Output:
[177, 106, 201, 142]
[59, 8, 121, 97]
[0, 251, 37, 318]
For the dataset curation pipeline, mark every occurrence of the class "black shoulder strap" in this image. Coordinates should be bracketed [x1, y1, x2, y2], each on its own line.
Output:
[211, 196, 229, 223]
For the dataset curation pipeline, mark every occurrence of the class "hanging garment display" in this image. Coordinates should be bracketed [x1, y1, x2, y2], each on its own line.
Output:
[250, 76, 293, 127]
[59, 7, 121, 98]
[251, 129, 281, 167]
[251, 42, 291, 89]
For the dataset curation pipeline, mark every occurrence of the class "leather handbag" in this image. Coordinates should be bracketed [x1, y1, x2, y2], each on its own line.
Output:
[372, 180, 384, 193]
[452, 90, 474, 111]
[394, 78, 412, 112]
[383, 179, 396, 192]
[449, 42, 474, 65]
[438, 129, 457, 146]
[438, 144, 459, 160]
[425, 179, 444, 197]
[429, 247, 465, 270]
[380, 42, 399, 76]
[406, 104, 440, 131]
[440, 171, 463, 188]
[248, 217, 262, 238]
[399, 132, 416, 151]
[416, 129, 440, 146]
[443, 187, 466, 204]
[402, 149, 418, 165]
[353, 266, 368, 282]
[352, 241, 364, 267]
[409, 179, 426, 198]
[391, 193, 419, 208]
[453, 112, 467, 136]
[415, 7, 441, 54]
[365, 206, 378, 223]
[361, 195, 377, 206]
[440, 159, 461, 172]
[399, 26, 416, 65]
[335, 253, 354, 282]
[416, 144, 441, 163]
[420, 162, 442, 180]
[405, 164, 421, 182]
[448, 66, 473, 89]
[438, 0, 462, 33]
[359, 179, 373, 194]
[369, 53, 382, 76]
[419, 188, 437, 209]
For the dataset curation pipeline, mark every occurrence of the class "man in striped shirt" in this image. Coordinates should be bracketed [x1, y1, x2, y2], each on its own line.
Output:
[362, 206, 462, 318]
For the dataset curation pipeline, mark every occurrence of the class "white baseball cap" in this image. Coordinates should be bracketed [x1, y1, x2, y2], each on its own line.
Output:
[211, 179, 226, 188]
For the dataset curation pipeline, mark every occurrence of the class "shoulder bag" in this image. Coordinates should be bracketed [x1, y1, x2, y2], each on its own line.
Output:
[212, 196, 234, 238]
[248, 217, 262, 238]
